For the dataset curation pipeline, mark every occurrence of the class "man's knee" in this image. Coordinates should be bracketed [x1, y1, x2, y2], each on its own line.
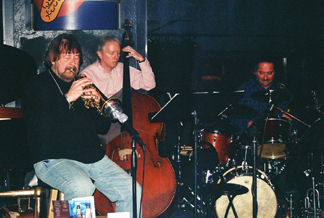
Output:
[63, 179, 95, 200]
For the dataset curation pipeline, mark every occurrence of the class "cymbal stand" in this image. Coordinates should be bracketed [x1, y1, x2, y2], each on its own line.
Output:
[193, 110, 198, 218]
[252, 136, 257, 218]
[177, 122, 194, 214]
[176, 122, 182, 181]
[321, 152, 324, 215]
[177, 116, 206, 216]
[311, 90, 323, 114]
[190, 110, 209, 217]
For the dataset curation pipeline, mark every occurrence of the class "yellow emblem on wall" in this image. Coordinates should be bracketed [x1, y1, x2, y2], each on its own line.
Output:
[40, 0, 66, 22]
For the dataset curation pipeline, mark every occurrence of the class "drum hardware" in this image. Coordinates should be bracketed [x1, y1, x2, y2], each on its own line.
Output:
[150, 91, 259, 217]
[180, 145, 193, 160]
[262, 158, 289, 181]
[275, 159, 288, 176]
[280, 193, 295, 218]
[177, 183, 207, 215]
[282, 205, 291, 218]
[311, 91, 323, 114]
[177, 166, 215, 216]
[240, 144, 250, 170]
[288, 193, 294, 218]
[178, 196, 194, 211]
[204, 170, 213, 184]
[251, 87, 291, 104]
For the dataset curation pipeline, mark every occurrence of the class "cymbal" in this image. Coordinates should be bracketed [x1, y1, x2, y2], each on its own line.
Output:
[251, 89, 290, 104]
[288, 97, 324, 111]
[223, 103, 259, 119]
[257, 143, 287, 159]
[202, 118, 238, 134]
[292, 118, 324, 154]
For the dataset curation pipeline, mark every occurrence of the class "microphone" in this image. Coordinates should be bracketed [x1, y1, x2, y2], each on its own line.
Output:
[113, 110, 128, 124]
[103, 99, 144, 146]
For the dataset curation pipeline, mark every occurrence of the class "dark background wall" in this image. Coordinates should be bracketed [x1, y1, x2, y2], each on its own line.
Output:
[147, 0, 324, 98]
[2, 0, 323, 98]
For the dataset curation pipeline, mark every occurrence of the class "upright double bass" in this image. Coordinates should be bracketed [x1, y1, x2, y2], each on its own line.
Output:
[94, 20, 177, 218]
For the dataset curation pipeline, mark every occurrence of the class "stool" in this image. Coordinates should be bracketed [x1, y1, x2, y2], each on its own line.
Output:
[0, 186, 45, 218]
[210, 183, 249, 218]
[0, 187, 65, 218]
[47, 189, 64, 218]
[35, 179, 65, 218]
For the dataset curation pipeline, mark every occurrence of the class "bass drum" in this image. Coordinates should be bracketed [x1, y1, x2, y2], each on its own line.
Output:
[215, 166, 277, 218]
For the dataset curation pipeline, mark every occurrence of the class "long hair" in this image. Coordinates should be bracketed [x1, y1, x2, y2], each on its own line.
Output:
[44, 34, 83, 69]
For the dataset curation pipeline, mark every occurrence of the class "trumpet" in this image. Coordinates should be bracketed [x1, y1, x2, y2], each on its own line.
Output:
[69, 68, 125, 121]
[304, 187, 320, 217]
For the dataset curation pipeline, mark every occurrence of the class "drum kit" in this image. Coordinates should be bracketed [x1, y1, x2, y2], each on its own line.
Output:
[167, 89, 324, 218]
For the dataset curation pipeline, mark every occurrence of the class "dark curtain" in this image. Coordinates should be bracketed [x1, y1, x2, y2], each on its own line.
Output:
[148, 36, 197, 94]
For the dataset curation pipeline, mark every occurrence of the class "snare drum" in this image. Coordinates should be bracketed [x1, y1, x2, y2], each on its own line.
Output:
[201, 130, 236, 163]
[215, 166, 277, 218]
[260, 117, 291, 144]
[258, 117, 291, 159]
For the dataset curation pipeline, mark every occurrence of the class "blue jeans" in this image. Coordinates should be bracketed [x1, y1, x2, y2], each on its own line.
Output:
[34, 156, 142, 218]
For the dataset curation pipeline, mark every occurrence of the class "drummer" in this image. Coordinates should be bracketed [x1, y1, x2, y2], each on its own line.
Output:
[231, 57, 293, 134]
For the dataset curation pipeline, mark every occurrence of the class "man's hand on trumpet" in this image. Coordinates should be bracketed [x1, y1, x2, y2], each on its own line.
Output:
[82, 88, 101, 104]
[65, 77, 100, 104]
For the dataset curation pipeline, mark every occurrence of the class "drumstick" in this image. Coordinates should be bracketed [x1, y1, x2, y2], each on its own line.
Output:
[275, 106, 310, 128]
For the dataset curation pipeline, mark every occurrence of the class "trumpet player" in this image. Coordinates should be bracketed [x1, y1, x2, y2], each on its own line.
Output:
[21, 34, 142, 218]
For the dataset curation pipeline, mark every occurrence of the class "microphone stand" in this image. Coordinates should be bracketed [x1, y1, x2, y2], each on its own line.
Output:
[131, 136, 138, 218]
[103, 100, 143, 218]
[252, 136, 257, 218]
[247, 101, 275, 218]
[122, 121, 144, 218]
[193, 110, 198, 218]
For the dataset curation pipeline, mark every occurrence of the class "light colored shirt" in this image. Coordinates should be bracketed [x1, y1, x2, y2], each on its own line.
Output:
[81, 59, 156, 98]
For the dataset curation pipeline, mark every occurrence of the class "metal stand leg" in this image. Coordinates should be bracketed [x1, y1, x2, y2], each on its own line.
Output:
[193, 111, 198, 218]
[224, 195, 239, 218]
